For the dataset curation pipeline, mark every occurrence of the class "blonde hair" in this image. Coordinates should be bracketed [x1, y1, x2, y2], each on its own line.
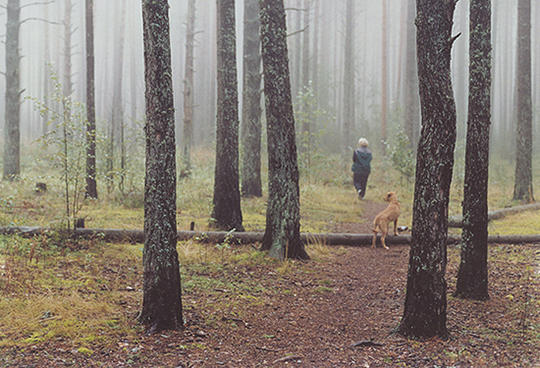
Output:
[358, 138, 369, 147]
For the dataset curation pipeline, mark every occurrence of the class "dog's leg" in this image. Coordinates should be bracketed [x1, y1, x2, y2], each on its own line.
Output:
[372, 231, 378, 248]
[393, 219, 398, 235]
[381, 231, 389, 249]
[380, 224, 389, 250]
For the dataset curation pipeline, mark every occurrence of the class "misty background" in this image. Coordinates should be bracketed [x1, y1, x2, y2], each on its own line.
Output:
[0, 0, 538, 168]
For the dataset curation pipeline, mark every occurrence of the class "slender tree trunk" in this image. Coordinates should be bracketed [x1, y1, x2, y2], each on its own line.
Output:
[139, 0, 182, 333]
[3, 0, 21, 180]
[212, 0, 245, 232]
[63, 0, 73, 99]
[397, 0, 458, 340]
[85, 0, 98, 199]
[111, 0, 127, 194]
[181, 0, 196, 178]
[299, 0, 311, 156]
[513, 0, 533, 203]
[403, 0, 420, 152]
[454, 0, 491, 301]
[342, 0, 355, 153]
[260, 0, 309, 261]
[240, 0, 263, 197]
[381, 0, 388, 155]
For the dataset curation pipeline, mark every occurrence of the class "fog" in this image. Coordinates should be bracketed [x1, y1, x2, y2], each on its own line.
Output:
[0, 0, 538, 161]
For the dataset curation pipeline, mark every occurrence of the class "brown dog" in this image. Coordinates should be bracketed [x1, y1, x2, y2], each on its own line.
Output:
[372, 192, 400, 250]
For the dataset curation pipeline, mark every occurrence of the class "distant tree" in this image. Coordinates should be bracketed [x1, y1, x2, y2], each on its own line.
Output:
[260, 0, 309, 261]
[181, 0, 196, 178]
[138, 0, 183, 333]
[63, 0, 73, 100]
[341, 0, 356, 153]
[397, 0, 458, 339]
[212, 0, 245, 232]
[381, 0, 388, 156]
[454, 0, 492, 301]
[513, 0, 533, 203]
[3, 0, 22, 180]
[85, 0, 98, 199]
[108, 0, 127, 194]
[240, 0, 263, 197]
[403, 0, 420, 152]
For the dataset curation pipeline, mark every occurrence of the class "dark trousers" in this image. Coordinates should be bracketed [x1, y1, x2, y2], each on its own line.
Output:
[353, 173, 369, 198]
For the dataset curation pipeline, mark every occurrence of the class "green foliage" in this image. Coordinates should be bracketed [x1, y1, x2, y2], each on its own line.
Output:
[28, 66, 89, 230]
[388, 129, 415, 184]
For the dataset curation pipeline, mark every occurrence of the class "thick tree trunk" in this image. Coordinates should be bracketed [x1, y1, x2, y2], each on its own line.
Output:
[5, 226, 540, 247]
[181, 0, 196, 178]
[397, 0, 458, 340]
[259, 0, 309, 261]
[139, 0, 182, 333]
[455, 0, 492, 301]
[85, 0, 98, 199]
[240, 0, 263, 197]
[4, 0, 21, 180]
[513, 0, 533, 203]
[212, 0, 245, 232]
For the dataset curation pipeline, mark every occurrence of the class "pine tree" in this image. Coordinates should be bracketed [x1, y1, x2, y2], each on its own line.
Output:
[397, 0, 458, 339]
[260, 0, 309, 260]
[138, 0, 183, 333]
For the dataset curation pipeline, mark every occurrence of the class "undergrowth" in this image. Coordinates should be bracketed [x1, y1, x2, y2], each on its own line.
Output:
[1, 146, 540, 359]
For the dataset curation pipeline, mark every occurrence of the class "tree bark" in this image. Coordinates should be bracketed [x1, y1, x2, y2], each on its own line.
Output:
[212, 0, 245, 232]
[139, 0, 182, 333]
[397, 0, 458, 340]
[3, 0, 21, 180]
[85, 0, 98, 199]
[455, 0, 492, 301]
[240, 0, 263, 197]
[513, 0, 533, 203]
[259, 0, 309, 261]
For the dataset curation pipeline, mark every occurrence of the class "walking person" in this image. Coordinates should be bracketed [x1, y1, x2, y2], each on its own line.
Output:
[351, 138, 372, 199]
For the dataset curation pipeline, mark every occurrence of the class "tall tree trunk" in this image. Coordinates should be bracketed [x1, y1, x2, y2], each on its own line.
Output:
[240, 0, 263, 197]
[513, 0, 533, 203]
[111, 0, 127, 194]
[181, 0, 196, 178]
[381, 0, 388, 156]
[397, 0, 458, 340]
[259, 0, 309, 261]
[342, 0, 355, 153]
[85, 0, 98, 199]
[454, 0, 491, 301]
[63, 0, 73, 99]
[403, 0, 420, 152]
[299, 0, 311, 156]
[139, 0, 182, 333]
[3, 0, 21, 180]
[212, 0, 245, 232]
[42, 2, 51, 136]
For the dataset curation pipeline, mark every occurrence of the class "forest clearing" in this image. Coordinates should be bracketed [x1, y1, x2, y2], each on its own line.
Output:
[0, 151, 539, 367]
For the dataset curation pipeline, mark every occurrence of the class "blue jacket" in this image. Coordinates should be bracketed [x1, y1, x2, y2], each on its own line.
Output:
[351, 147, 372, 174]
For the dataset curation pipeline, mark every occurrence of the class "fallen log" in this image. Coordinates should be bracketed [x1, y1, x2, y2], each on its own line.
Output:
[448, 202, 540, 228]
[1, 226, 540, 246]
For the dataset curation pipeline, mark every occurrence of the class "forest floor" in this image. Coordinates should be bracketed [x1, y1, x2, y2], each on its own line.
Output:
[1, 199, 540, 367]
